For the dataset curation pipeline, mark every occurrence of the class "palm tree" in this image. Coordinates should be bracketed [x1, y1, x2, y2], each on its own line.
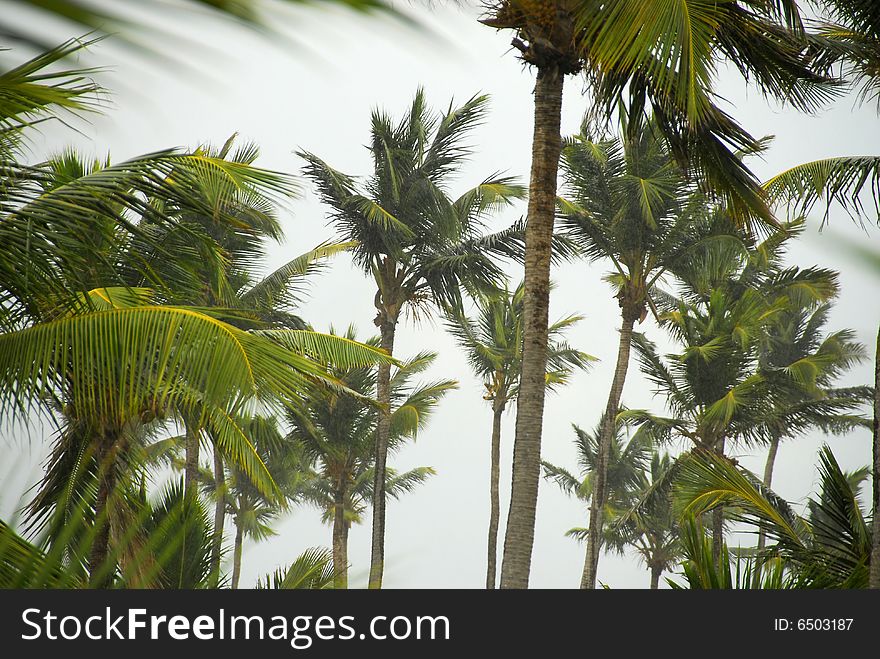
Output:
[751, 302, 869, 565]
[0, 45, 392, 586]
[542, 419, 659, 587]
[289, 328, 455, 588]
[205, 415, 308, 590]
[757, 0, 880, 588]
[627, 219, 841, 560]
[583, 450, 685, 589]
[557, 108, 735, 588]
[201, 240, 353, 585]
[298, 89, 525, 587]
[480, 0, 834, 588]
[447, 282, 592, 588]
[761, 5, 880, 578]
[130, 135, 352, 581]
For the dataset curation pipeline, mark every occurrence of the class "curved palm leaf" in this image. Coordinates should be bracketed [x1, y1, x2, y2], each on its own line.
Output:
[763, 156, 880, 223]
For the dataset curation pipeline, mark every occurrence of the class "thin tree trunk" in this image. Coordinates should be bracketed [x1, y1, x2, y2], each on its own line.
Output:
[650, 564, 662, 590]
[369, 320, 396, 589]
[184, 423, 200, 498]
[582, 314, 637, 589]
[486, 400, 505, 589]
[231, 515, 243, 590]
[88, 433, 118, 588]
[333, 483, 348, 589]
[870, 324, 880, 588]
[753, 434, 780, 587]
[209, 447, 225, 587]
[500, 66, 565, 590]
[761, 436, 780, 491]
[711, 437, 726, 565]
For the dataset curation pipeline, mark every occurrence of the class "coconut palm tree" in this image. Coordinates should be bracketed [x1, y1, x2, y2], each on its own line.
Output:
[542, 419, 658, 586]
[127, 133, 352, 586]
[625, 219, 841, 560]
[0, 44, 392, 586]
[480, 0, 836, 587]
[580, 449, 685, 589]
[760, 1, 880, 577]
[288, 328, 455, 588]
[750, 301, 869, 566]
[557, 108, 742, 587]
[446, 282, 593, 588]
[202, 415, 309, 589]
[298, 89, 525, 587]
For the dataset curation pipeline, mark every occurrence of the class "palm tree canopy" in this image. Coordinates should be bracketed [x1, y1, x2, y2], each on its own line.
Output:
[625, 218, 855, 447]
[558, 109, 750, 323]
[298, 89, 528, 318]
[445, 280, 594, 404]
[543, 418, 653, 506]
[288, 327, 454, 524]
[483, 0, 843, 226]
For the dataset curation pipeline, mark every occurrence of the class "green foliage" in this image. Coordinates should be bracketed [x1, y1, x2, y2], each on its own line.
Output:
[255, 548, 338, 590]
[544, 419, 683, 584]
[674, 446, 873, 588]
[668, 515, 793, 589]
[290, 328, 450, 528]
[446, 280, 594, 407]
[299, 89, 527, 321]
[626, 218, 862, 451]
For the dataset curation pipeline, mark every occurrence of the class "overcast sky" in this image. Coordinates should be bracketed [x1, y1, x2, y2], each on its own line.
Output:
[4, 2, 880, 588]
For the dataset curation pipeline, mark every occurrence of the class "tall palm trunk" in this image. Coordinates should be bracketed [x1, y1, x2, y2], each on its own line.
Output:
[500, 66, 565, 589]
[582, 313, 637, 588]
[332, 482, 349, 589]
[369, 319, 396, 589]
[88, 432, 119, 588]
[650, 563, 662, 590]
[184, 423, 200, 497]
[486, 398, 506, 589]
[231, 514, 243, 589]
[870, 325, 880, 589]
[711, 437, 726, 565]
[209, 448, 225, 587]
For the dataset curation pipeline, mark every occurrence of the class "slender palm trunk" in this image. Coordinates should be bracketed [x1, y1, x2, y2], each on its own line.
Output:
[184, 424, 200, 497]
[650, 564, 662, 590]
[500, 66, 565, 589]
[755, 435, 780, 557]
[231, 514, 243, 590]
[333, 483, 349, 589]
[88, 432, 118, 588]
[582, 313, 637, 588]
[870, 325, 880, 588]
[486, 399, 505, 589]
[209, 448, 225, 587]
[711, 437, 726, 565]
[369, 320, 396, 589]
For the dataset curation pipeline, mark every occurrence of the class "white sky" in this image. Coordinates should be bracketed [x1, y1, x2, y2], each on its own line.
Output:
[3, 2, 880, 588]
